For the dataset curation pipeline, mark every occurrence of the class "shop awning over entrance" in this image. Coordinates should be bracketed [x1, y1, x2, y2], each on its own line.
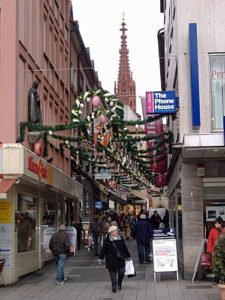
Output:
[0, 179, 15, 193]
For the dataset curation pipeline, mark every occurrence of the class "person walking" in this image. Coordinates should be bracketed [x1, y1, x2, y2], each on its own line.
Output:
[133, 214, 153, 264]
[98, 225, 131, 293]
[162, 209, 169, 228]
[90, 214, 103, 256]
[49, 224, 70, 284]
[150, 210, 162, 229]
[121, 212, 131, 239]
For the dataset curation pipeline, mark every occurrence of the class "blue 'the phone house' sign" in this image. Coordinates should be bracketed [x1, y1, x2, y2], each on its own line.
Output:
[146, 91, 176, 114]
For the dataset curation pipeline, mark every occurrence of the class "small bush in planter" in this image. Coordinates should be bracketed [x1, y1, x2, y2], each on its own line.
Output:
[214, 234, 225, 284]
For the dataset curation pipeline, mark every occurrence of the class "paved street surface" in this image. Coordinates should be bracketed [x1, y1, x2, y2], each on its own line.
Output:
[0, 239, 220, 300]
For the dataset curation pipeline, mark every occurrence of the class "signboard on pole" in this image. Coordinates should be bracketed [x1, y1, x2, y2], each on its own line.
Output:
[146, 91, 176, 114]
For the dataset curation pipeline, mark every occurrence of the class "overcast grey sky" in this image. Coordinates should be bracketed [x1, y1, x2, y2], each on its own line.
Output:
[72, 0, 164, 114]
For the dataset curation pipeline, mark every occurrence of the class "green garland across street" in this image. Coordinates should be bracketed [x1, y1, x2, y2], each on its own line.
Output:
[17, 89, 174, 187]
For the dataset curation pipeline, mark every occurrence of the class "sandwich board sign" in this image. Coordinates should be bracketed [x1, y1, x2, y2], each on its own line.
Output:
[152, 228, 179, 281]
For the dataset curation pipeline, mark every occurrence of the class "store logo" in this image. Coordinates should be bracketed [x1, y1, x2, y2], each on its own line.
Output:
[28, 156, 47, 180]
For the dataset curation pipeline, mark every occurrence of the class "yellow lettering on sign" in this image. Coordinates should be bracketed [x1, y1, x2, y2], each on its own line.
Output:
[0, 201, 12, 223]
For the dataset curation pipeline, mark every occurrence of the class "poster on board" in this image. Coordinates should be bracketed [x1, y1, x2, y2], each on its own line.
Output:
[0, 201, 12, 268]
[43, 226, 56, 252]
[153, 238, 178, 273]
[66, 226, 77, 256]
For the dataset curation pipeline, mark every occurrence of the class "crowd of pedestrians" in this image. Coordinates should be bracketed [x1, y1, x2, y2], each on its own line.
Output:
[48, 208, 169, 293]
[88, 209, 169, 257]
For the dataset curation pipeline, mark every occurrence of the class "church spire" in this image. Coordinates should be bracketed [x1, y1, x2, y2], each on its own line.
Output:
[114, 16, 136, 113]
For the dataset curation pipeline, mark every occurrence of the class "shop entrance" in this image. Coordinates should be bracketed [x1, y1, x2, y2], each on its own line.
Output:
[203, 185, 225, 238]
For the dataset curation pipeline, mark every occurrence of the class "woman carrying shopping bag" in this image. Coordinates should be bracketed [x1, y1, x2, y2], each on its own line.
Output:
[98, 225, 131, 293]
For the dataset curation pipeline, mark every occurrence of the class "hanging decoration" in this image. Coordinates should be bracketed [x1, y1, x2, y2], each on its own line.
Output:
[17, 88, 174, 188]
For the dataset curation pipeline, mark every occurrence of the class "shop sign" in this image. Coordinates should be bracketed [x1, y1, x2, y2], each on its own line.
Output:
[153, 228, 176, 240]
[95, 200, 108, 210]
[95, 168, 112, 180]
[27, 156, 47, 180]
[146, 91, 176, 114]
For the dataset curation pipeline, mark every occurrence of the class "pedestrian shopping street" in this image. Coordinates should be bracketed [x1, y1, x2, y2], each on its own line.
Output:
[0, 238, 220, 300]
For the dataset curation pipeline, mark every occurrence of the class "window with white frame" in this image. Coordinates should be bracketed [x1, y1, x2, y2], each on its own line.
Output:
[210, 54, 225, 130]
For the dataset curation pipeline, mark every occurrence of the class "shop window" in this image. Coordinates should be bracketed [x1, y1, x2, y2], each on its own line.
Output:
[203, 186, 225, 237]
[58, 200, 63, 225]
[42, 199, 56, 226]
[210, 54, 225, 130]
[16, 194, 37, 253]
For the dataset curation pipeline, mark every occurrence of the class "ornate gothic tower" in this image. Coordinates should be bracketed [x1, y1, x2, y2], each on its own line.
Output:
[114, 18, 136, 113]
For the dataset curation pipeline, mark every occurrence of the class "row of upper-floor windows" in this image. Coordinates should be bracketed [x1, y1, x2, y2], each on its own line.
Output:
[43, 54, 70, 107]
[170, 54, 225, 134]
[43, 15, 69, 82]
[46, 0, 70, 27]
[18, 0, 69, 87]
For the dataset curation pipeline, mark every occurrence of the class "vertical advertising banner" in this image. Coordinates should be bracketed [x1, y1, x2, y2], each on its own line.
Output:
[144, 119, 167, 187]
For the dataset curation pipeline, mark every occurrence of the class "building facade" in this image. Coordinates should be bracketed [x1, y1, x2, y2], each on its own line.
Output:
[70, 19, 101, 219]
[0, 0, 99, 283]
[160, 0, 225, 278]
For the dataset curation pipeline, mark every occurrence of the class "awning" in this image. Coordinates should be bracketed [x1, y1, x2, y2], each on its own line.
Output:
[0, 179, 15, 193]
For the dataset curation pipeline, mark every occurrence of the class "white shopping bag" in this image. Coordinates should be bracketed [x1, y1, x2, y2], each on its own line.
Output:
[125, 259, 136, 276]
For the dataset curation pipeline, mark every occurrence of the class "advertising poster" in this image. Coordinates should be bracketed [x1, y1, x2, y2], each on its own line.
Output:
[0, 224, 12, 268]
[0, 201, 12, 223]
[153, 239, 178, 273]
[43, 227, 56, 252]
[0, 200, 12, 268]
[66, 226, 77, 255]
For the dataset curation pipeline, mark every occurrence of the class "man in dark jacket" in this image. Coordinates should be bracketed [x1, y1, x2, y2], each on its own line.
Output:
[133, 214, 153, 264]
[49, 224, 70, 284]
[90, 215, 103, 256]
